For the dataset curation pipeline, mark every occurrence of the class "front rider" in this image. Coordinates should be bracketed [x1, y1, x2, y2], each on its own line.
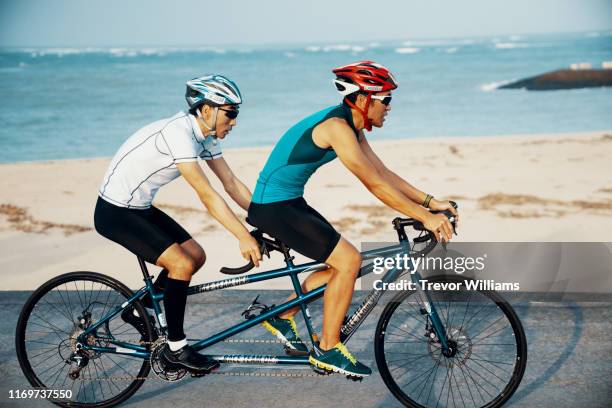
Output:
[248, 61, 458, 377]
[94, 75, 261, 375]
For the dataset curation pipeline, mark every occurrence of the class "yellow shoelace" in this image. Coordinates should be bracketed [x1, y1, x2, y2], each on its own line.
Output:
[287, 317, 299, 337]
[334, 342, 357, 365]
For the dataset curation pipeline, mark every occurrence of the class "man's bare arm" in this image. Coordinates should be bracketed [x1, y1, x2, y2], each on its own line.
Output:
[358, 134, 427, 205]
[177, 162, 260, 265]
[324, 120, 431, 222]
[206, 157, 252, 211]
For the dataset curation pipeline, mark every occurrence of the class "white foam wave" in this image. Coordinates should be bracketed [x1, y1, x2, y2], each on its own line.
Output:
[403, 39, 452, 46]
[445, 47, 458, 54]
[480, 80, 512, 91]
[305, 44, 367, 53]
[395, 47, 420, 54]
[18, 46, 233, 58]
[494, 42, 528, 49]
[27, 47, 102, 57]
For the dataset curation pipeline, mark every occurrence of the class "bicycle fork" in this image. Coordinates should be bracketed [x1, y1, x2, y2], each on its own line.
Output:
[411, 271, 454, 356]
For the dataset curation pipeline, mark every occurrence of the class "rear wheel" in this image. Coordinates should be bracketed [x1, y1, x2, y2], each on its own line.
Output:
[375, 275, 527, 408]
[15, 271, 154, 408]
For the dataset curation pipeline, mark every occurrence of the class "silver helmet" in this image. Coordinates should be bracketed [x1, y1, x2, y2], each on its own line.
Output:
[185, 74, 242, 108]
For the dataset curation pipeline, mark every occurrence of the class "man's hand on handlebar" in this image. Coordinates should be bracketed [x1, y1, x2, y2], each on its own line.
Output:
[423, 213, 454, 243]
[428, 199, 460, 230]
[238, 233, 261, 267]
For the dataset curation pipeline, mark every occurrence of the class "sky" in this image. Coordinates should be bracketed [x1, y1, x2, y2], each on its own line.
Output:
[1, 0, 611, 47]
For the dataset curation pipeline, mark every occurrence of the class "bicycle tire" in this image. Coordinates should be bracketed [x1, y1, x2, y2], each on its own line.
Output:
[374, 275, 527, 408]
[15, 271, 154, 408]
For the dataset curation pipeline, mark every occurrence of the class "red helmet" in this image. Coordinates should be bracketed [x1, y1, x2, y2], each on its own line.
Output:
[332, 60, 398, 131]
[333, 60, 398, 96]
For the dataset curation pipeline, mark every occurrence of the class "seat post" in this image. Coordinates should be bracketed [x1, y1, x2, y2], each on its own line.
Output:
[137, 257, 153, 282]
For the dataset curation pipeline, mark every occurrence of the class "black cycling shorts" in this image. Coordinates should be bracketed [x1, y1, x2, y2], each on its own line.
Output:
[248, 197, 341, 263]
[94, 197, 192, 264]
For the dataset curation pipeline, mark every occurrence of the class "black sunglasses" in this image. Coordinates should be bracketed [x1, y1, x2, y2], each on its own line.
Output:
[219, 107, 239, 119]
[371, 94, 392, 106]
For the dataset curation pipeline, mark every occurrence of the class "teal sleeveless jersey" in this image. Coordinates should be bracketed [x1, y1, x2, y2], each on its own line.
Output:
[252, 104, 358, 204]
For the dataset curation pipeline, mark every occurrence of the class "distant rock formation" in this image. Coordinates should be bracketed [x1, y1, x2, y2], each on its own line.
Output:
[499, 69, 612, 91]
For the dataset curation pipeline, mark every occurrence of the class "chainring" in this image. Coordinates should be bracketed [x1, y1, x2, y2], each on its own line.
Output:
[149, 337, 188, 382]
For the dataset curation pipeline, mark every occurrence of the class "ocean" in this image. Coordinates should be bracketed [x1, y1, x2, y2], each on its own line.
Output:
[0, 31, 611, 163]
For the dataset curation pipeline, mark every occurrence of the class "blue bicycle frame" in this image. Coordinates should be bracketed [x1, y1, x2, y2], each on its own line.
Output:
[78, 225, 451, 366]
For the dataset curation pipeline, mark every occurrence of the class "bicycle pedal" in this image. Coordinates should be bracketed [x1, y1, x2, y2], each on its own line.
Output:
[311, 365, 333, 376]
[189, 365, 219, 378]
[283, 345, 309, 356]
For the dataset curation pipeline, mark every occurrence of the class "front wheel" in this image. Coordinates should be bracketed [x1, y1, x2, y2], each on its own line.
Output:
[375, 275, 527, 408]
[15, 271, 154, 408]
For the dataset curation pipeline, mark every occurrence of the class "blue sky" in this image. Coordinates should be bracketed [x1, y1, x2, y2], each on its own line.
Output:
[1, 0, 611, 47]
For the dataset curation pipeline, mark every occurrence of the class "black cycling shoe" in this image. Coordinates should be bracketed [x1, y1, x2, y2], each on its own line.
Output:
[160, 344, 220, 374]
[120, 305, 157, 340]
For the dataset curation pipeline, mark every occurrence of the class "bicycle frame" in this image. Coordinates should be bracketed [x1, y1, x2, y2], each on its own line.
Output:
[78, 231, 451, 366]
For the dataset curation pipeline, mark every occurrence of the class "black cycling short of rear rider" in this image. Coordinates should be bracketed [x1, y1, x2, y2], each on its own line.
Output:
[248, 197, 341, 263]
[94, 196, 192, 264]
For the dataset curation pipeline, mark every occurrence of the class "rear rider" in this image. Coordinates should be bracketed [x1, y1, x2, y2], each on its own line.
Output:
[94, 75, 261, 375]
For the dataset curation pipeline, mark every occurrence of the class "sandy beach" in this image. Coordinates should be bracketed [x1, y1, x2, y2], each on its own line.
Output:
[1, 131, 611, 290]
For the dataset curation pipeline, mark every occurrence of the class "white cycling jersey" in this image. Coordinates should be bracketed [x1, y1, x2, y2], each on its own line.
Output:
[99, 111, 222, 209]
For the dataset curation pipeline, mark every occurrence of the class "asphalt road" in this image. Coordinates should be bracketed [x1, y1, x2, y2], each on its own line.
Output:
[1, 290, 610, 408]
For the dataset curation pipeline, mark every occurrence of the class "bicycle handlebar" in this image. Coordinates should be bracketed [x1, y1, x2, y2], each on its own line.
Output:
[220, 201, 459, 275]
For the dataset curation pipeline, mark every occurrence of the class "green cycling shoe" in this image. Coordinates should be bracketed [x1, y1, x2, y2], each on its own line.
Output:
[261, 316, 309, 355]
[309, 342, 372, 377]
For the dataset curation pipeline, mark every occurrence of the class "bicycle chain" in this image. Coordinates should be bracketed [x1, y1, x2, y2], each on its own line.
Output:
[76, 338, 327, 382]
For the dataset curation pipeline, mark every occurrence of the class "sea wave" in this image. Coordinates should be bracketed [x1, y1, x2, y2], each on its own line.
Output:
[402, 38, 481, 47]
[11, 46, 231, 58]
[494, 42, 529, 49]
[480, 80, 513, 91]
[304, 44, 366, 53]
[395, 47, 420, 54]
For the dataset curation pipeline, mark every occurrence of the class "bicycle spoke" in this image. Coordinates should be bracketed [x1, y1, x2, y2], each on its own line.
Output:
[41, 297, 75, 325]
[99, 288, 115, 321]
[462, 361, 498, 396]
[435, 361, 451, 408]
[53, 288, 76, 323]
[387, 353, 432, 368]
[73, 280, 85, 312]
[50, 360, 69, 388]
[466, 355, 509, 384]
[424, 357, 441, 406]
[457, 361, 478, 407]
[98, 356, 124, 394]
[388, 323, 428, 342]
[399, 359, 439, 387]
[450, 364, 466, 408]
[407, 358, 442, 400]
[91, 359, 108, 399]
[471, 321, 511, 344]
[36, 357, 66, 378]
[467, 312, 505, 340]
